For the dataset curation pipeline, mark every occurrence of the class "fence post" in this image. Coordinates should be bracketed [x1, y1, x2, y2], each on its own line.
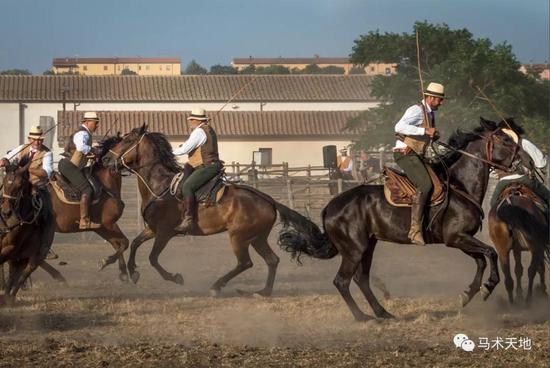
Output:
[251, 161, 257, 188]
[236, 162, 241, 182]
[286, 178, 294, 209]
[306, 165, 311, 216]
[379, 149, 385, 170]
[283, 162, 289, 180]
[337, 178, 343, 194]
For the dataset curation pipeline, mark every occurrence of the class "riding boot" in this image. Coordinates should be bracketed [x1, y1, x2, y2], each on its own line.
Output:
[79, 194, 101, 230]
[174, 196, 196, 233]
[409, 191, 427, 245]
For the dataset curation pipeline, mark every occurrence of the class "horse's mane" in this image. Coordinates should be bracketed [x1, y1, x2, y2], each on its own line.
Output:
[144, 132, 181, 173]
[97, 135, 123, 158]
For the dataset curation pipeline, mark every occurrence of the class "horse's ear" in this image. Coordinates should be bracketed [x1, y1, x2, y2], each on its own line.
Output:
[479, 116, 497, 131]
[139, 123, 148, 135]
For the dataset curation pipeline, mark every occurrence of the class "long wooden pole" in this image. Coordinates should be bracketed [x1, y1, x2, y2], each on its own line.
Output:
[415, 31, 430, 127]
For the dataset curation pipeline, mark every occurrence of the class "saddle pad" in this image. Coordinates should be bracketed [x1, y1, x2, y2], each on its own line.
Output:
[499, 183, 547, 211]
[383, 166, 445, 207]
[50, 172, 101, 205]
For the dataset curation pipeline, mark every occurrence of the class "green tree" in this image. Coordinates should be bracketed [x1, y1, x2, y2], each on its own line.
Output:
[348, 21, 550, 152]
[184, 60, 207, 75]
[319, 66, 345, 74]
[0, 68, 32, 75]
[42, 70, 55, 75]
[255, 65, 291, 74]
[238, 65, 256, 74]
[209, 64, 238, 74]
[121, 68, 137, 75]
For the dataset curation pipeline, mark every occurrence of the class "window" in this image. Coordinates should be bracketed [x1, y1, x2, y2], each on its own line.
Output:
[385, 67, 391, 75]
[370, 66, 375, 72]
[159, 65, 163, 71]
[83, 65, 88, 71]
[257, 148, 272, 166]
[103, 65, 108, 71]
[138, 65, 142, 71]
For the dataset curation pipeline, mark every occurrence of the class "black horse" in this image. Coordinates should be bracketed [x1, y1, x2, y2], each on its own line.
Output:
[278, 118, 521, 321]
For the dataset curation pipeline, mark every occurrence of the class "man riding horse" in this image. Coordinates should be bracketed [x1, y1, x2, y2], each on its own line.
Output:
[173, 108, 222, 232]
[393, 82, 445, 245]
[58, 111, 102, 229]
[0, 125, 55, 257]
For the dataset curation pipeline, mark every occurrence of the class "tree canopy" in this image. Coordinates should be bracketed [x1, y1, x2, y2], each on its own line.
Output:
[184, 60, 207, 75]
[0, 68, 32, 75]
[348, 21, 550, 152]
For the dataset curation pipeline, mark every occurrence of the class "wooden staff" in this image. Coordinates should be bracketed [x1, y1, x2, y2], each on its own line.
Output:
[474, 85, 512, 130]
[209, 76, 259, 123]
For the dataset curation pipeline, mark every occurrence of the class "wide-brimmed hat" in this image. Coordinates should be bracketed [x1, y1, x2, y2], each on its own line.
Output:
[424, 83, 445, 98]
[501, 128, 519, 144]
[27, 125, 44, 140]
[187, 108, 209, 121]
[339, 147, 348, 154]
[82, 111, 99, 122]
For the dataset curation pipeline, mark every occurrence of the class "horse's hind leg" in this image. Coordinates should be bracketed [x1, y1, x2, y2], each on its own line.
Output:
[536, 258, 547, 298]
[353, 237, 394, 319]
[458, 250, 486, 307]
[7, 260, 39, 304]
[148, 232, 182, 284]
[0, 264, 6, 291]
[526, 251, 544, 303]
[499, 250, 515, 304]
[210, 233, 253, 296]
[39, 261, 67, 283]
[127, 227, 156, 284]
[237, 233, 279, 297]
[334, 255, 373, 322]
[512, 246, 523, 300]
[94, 225, 130, 282]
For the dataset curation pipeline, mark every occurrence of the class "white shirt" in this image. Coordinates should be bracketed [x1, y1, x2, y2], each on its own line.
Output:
[394, 100, 433, 149]
[500, 138, 547, 180]
[173, 124, 207, 156]
[3, 144, 54, 178]
[73, 125, 92, 154]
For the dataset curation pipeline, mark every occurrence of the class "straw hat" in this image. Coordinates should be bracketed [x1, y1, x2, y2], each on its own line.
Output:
[424, 83, 445, 98]
[27, 125, 44, 140]
[501, 128, 519, 144]
[82, 111, 99, 121]
[187, 108, 209, 121]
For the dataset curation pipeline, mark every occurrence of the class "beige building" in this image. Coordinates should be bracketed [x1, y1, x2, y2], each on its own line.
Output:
[519, 64, 550, 81]
[232, 57, 397, 76]
[52, 57, 181, 76]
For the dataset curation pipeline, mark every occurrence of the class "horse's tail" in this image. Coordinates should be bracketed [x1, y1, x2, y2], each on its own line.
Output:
[497, 200, 550, 263]
[234, 185, 338, 261]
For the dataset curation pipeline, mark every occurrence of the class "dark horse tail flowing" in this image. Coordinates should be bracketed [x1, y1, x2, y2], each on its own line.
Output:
[279, 118, 521, 321]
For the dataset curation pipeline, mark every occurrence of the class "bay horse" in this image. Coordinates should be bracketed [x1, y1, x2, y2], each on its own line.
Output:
[277, 119, 521, 321]
[0, 163, 52, 305]
[0, 135, 129, 288]
[489, 186, 549, 304]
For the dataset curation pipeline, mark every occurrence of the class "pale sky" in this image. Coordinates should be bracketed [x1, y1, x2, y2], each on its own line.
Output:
[0, 0, 548, 73]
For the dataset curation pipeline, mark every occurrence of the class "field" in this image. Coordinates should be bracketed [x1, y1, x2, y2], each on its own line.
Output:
[0, 231, 549, 367]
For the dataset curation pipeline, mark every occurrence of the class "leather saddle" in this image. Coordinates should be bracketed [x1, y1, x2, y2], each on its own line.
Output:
[499, 183, 547, 212]
[173, 170, 227, 206]
[50, 167, 102, 204]
[382, 166, 445, 207]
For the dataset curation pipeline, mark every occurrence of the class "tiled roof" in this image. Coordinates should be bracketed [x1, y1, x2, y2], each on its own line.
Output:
[53, 57, 181, 66]
[57, 110, 364, 144]
[232, 57, 351, 65]
[0, 75, 373, 102]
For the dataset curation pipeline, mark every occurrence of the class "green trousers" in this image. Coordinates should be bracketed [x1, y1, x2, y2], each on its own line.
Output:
[490, 175, 550, 208]
[181, 163, 219, 198]
[393, 152, 433, 194]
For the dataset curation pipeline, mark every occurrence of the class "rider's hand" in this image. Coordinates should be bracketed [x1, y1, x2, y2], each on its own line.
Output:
[425, 127, 437, 138]
[0, 158, 9, 167]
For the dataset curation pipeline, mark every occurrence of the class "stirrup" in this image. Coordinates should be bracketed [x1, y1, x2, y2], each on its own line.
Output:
[79, 218, 102, 230]
[408, 229, 426, 246]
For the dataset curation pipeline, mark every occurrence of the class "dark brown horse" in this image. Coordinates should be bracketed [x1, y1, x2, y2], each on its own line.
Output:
[489, 185, 549, 304]
[103, 126, 285, 296]
[0, 135, 129, 288]
[278, 119, 521, 321]
[0, 163, 52, 305]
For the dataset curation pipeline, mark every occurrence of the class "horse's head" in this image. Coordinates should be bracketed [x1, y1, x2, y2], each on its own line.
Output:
[102, 124, 148, 171]
[478, 117, 521, 170]
[1, 162, 31, 226]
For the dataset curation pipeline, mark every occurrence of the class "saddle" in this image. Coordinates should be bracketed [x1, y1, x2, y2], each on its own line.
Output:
[499, 183, 547, 212]
[171, 170, 227, 206]
[50, 168, 102, 205]
[382, 166, 445, 207]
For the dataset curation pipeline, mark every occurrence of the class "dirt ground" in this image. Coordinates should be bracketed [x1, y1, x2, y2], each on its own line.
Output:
[0, 229, 549, 367]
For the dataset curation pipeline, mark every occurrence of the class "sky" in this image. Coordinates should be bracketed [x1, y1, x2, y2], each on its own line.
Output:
[0, 0, 548, 73]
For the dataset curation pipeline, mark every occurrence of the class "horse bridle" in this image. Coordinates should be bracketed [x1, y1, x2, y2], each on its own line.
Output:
[0, 178, 41, 233]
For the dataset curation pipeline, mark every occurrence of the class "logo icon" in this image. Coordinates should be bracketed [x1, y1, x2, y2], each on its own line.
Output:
[453, 333, 475, 352]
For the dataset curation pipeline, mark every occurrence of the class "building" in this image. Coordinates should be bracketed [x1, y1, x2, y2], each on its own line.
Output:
[0, 74, 377, 167]
[52, 57, 181, 76]
[231, 56, 397, 76]
[519, 64, 550, 81]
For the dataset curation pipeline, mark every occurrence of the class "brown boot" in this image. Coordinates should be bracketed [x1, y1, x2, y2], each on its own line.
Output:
[408, 192, 427, 245]
[175, 196, 196, 233]
[79, 194, 101, 229]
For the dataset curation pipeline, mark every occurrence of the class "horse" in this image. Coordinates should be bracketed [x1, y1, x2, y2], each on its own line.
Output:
[102, 125, 286, 296]
[0, 163, 52, 305]
[277, 118, 521, 321]
[0, 135, 129, 289]
[489, 185, 549, 304]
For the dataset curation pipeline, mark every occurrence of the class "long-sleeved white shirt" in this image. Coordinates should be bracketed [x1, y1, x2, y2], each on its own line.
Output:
[3, 144, 54, 178]
[173, 124, 207, 156]
[394, 100, 433, 149]
[500, 138, 547, 180]
[73, 125, 92, 154]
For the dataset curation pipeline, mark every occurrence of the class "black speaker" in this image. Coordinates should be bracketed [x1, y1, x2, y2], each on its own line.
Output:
[322, 145, 337, 169]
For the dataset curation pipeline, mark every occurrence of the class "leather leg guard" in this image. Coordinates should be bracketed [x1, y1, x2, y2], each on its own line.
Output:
[174, 196, 196, 233]
[408, 191, 427, 245]
[79, 194, 101, 229]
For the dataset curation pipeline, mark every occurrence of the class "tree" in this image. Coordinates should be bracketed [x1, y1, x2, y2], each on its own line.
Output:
[42, 70, 55, 75]
[349, 66, 366, 74]
[209, 64, 238, 74]
[255, 65, 290, 74]
[238, 65, 256, 74]
[319, 65, 345, 74]
[348, 22, 550, 151]
[0, 68, 32, 75]
[121, 68, 137, 75]
[184, 60, 207, 75]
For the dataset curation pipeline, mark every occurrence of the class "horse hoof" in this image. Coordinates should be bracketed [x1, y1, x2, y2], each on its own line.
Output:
[459, 292, 471, 307]
[130, 271, 140, 284]
[210, 289, 221, 298]
[173, 273, 184, 285]
[480, 285, 491, 300]
[119, 273, 129, 283]
[354, 313, 374, 322]
[97, 259, 108, 271]
[378, 311, 395, 319]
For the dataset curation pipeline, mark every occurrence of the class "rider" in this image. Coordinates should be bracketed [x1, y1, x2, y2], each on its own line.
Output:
[393, 82, 445, 245]
[337, 147, 354, 180]
[58, 111, 102, 229]
[173, 108, 221, 232]
[0, 125, 55, 257]
[490, 119, 549, 209]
